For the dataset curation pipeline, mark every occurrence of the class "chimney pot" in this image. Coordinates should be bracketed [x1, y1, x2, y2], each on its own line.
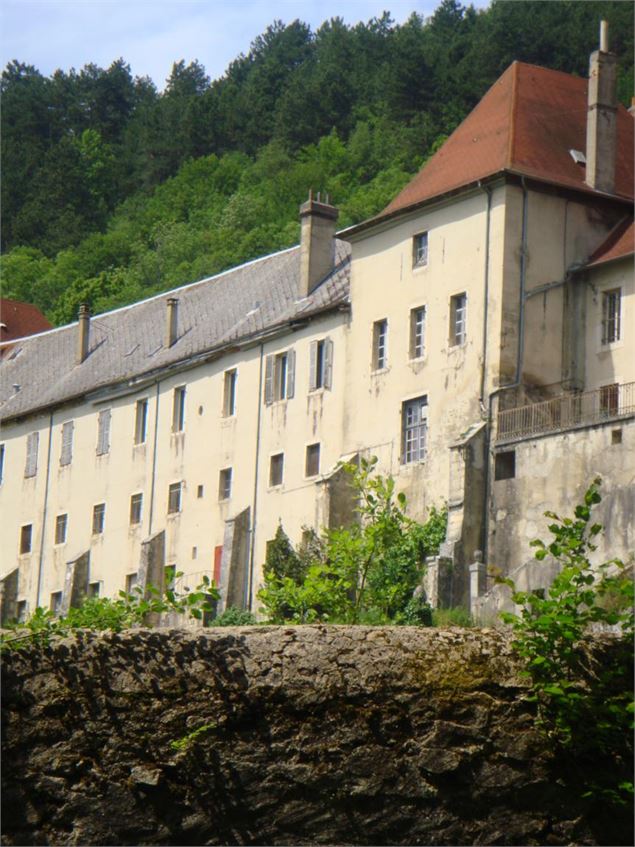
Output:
[298, 195, 339, 298]
[77, 303, 90, 364]
[600, 19, 609, 52]
[166, 298, 179, 347]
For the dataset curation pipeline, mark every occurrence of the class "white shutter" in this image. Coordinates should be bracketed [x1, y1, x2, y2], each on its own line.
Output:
[324, 338, 333, 390]
[309, 341, 317, 391]
[286, 349, 295, 399]
[25, 431, 39, 478]
[60, 421, 74, 466]
[264, 355, 274, 405]
[97, 409, 111, 455]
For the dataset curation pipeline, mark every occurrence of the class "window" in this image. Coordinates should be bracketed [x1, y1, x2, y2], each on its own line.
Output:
[612, 428, 623, 445]
[269, 453, 284, 487]
[305, 443, 320, 477]
[264, 350, 295, 404]
[197, 484, 204, 498]
[16, 600, 28, 622]
[402, 396, 428, 463]
[495, 451, 516, 480]
[172, 386, 186, 432]
[50, 591, 63, 615]
[600, 383, 619, 416]
[20, 524, 32, 555]
[96, 408, 111, 455]
[125, 573, 139, 594]
[92, 503, 105, 535]
[0, 443, 4, 484]
[410, 307, 426, 359]
[168, 482, 182, 514]
[602, 289, 621, 344]
[223, 369, 237, 416]
[130, 493, 143, 525]
[55, 514, 68, 545]
[219, 467, 232, 500]
[60, 421, 74, 466]
[309, 339, 334, 391]
[25, 431, 39, 478]
[134, 399, 148, 445]
[87, 582, 101, 598]
[450, 293, 467, 346]
[372, 320, 388, 370]
[413, 232, 428, 267]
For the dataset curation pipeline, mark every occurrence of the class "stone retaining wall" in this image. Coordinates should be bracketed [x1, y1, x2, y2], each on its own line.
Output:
[1, 626, 632, 846]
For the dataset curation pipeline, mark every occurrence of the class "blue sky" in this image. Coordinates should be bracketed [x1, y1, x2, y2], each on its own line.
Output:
[1, 0, 490, 90]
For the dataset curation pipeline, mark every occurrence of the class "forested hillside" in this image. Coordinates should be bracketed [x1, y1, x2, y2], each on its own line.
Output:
[2, 0, 633, 325]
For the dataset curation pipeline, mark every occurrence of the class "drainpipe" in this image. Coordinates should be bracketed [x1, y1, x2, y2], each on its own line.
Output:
[147, 382, 161, 534]
[35, 411, 54, 607]
[247, 343, 265, 611]
[478, 182, 492, 405]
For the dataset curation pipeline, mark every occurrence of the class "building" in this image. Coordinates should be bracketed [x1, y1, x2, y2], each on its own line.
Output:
[0, 299, 52, 349]
[1, 27, 633, 623]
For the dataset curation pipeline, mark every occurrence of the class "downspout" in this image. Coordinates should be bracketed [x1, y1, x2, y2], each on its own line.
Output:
[482, 179, 528, 564]
[478, 181, 492, 405]
[35, 411, 54, 607]
[247, 343, 265, 610]
[147, 382, 161, 534]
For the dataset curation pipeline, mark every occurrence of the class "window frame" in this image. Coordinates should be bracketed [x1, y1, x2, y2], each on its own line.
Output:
[601, 288, 621, 345]
[129, 492, 143, 525]
[264, 349, 295, 404]
[60, 420, 74, 466]
[413, 232, 429, 268]
[20, 524, 33, 555]
[218, 467, 233, 500]
[92, 503, 106, 535]
[222, 369, 237, 417]
[134, 399, 148, 445]
[55, 513, 68, 545]
[172, 386, 186, 433]
[599, 383, 619, 416]
[269, 453, 284, 487]
[168, 481, 182, 514]
[309, 338, 334, 392]
[372, 319, 388, 371]
[50, 591, 63, 615]
[305, 443, 321, 478]
[96, 408, 111, 456]
[401, 395, 428, 464]
[450, 293, 467, 347]
[409, 306, 426, 360]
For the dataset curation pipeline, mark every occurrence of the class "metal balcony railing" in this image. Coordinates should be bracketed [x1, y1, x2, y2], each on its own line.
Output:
[496, 381, 635, 442]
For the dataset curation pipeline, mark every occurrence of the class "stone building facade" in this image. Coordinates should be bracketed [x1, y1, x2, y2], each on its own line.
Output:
[1, 31, 633, 622]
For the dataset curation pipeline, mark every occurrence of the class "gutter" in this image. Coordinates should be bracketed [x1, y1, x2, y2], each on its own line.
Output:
[35, 411, 54, 608]
[147, 382, 161, 535]
[247, 343, 265, 611]
[478, 181, 493, 404]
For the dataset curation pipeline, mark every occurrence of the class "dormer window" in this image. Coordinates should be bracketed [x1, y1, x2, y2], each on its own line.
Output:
[413, 232, 428, 267]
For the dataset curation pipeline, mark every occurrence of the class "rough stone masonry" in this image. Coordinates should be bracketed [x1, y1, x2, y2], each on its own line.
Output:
[1, 626, 632, 846]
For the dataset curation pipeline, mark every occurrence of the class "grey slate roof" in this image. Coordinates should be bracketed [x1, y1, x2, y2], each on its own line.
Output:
[0, 240, 351, 422]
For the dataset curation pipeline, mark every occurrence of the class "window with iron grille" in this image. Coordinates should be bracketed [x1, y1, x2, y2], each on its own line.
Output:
[172, 386, 186, 432]
[134, 399, 148, 444]
[269, 453, 284, 487]
[601, 289, 621, 344]
[20, 524, 32, 555]
[600, 383, 619, 416]
[264, 350, 295, 404]
[25, 431, 39, 478]
[410, 307, 426, 359]
[168, 482, 182, 514]
[60, 421, 74, 466]
[402, 396, 428, 463]
[92, 503, 105, 535]
[223, 369, 237, 416]
[305, 443, 320, 477]
[372, 319, 388, 370]
[309, 339, 333, 391]
[130, 493, 143, 525]
[450, 293, 467, 346]
[413, 232, 428, 267]
[96, 408, 111, 455]
[55, 514, 68, 545]
[219, 467, 232, 500]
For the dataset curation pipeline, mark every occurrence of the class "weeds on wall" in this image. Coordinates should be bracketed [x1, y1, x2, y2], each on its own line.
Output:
[0, 574, 219, 652]
[497, 478, 634, 808]
[258, 457, 447, 624]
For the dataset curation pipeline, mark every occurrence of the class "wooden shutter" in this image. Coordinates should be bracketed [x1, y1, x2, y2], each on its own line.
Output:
[309, 341, 317, 391]
[61, 421, 74, 466]
[324, 338, 333, 390]
[264, 355, 274, 405]
[97, 409, 111, 455]
[286, 349, 295, 399]
[25, 432, 39, 477]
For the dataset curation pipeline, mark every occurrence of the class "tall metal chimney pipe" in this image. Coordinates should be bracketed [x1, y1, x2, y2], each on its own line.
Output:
[166, 298, 179, 347]
[77, 303, 90, 364]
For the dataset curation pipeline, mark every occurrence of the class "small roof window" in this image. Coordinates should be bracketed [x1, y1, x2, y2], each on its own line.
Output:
[569, 149, 586, 165]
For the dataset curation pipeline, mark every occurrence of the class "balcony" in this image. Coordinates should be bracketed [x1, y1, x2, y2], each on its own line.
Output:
[496, 381, 635, 443]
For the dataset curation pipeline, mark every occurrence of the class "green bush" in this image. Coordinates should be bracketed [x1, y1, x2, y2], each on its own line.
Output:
[210, 606, 258, 627]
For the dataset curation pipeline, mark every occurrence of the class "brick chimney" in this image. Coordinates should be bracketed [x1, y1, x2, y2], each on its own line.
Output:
[299, 191, 339, 298]
[585, 20, 617, 194]
[77, 303, 90, 364]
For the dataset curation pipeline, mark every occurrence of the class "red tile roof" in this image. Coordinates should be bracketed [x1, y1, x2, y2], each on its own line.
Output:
[587, 216, 634, 266]
[0, 299, 52, 343]
[380, 62, 634, 220]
